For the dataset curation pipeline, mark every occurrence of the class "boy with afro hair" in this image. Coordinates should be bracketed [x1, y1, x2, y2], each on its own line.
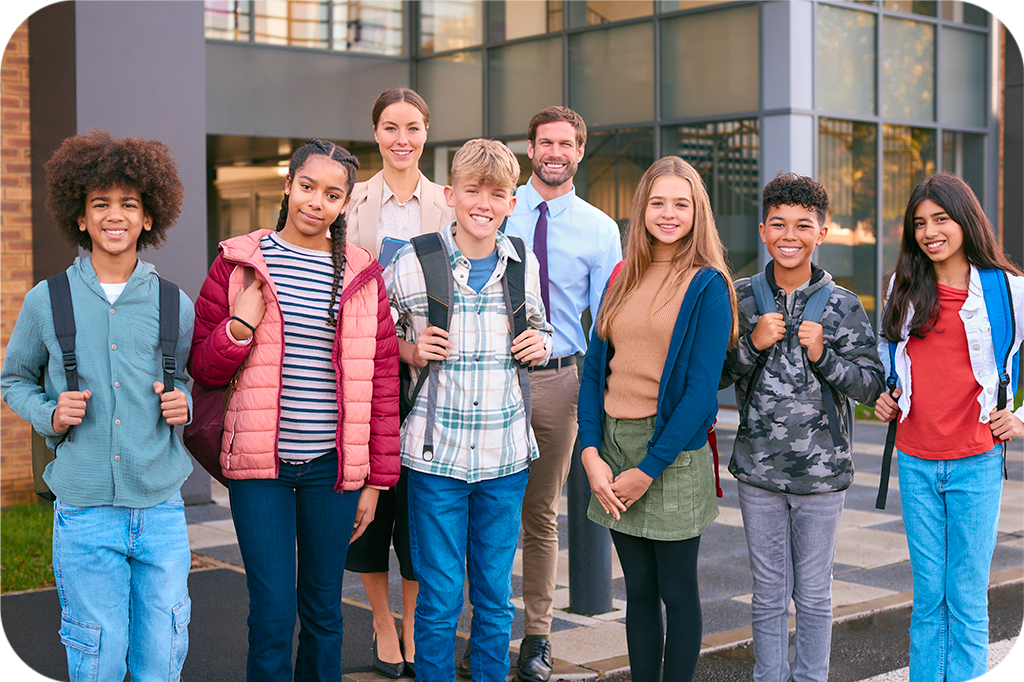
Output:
[1, 130, 196, 681]
[720, 172, 884, 682]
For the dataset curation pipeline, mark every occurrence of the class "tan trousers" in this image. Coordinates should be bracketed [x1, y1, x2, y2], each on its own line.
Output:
[520, 363, 579, 636]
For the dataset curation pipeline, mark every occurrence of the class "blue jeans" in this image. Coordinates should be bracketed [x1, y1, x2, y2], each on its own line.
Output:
[52, 491, 191, 682]
[737, 481, 846, 682]
[229, 452, 360, 682]
[898, 446, 1003, 682]
[407, 468, 529, 682]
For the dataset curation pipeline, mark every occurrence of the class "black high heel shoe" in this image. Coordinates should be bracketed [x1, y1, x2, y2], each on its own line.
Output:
[401, 631, 415, 678]
[373, 633, 405, 679]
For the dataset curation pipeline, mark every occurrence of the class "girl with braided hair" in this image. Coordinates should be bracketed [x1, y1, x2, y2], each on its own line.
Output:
[189, 139, 401, 681]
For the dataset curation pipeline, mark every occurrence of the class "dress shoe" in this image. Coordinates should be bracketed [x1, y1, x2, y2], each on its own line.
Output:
[373, 633, 405, 679]
[517, 637, 552, 682]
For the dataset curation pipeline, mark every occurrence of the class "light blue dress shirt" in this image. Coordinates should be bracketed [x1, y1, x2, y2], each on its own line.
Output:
[504, 179, 622, 358]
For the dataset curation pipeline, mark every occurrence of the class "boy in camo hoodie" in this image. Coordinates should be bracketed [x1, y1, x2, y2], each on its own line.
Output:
[720, 173, 885, 682]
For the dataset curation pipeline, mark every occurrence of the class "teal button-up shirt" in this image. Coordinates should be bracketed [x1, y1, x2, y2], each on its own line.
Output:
[1, 257, 194, 508]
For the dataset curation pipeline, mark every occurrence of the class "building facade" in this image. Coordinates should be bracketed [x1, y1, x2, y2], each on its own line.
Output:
[1, 0, 1021, 506]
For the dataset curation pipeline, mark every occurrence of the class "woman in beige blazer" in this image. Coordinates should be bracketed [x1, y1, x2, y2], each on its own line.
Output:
[344, 87, 452, 679]
[346, 88, 453, 260]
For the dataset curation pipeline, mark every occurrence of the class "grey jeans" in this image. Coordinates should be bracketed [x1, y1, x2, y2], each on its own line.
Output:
[737, 481, 846, 682]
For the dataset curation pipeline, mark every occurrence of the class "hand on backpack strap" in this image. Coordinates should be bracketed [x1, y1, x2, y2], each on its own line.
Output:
[155, 382, 189, 425]
[874, 388, 901, 423]
[230, 277, 265, 341]
[511, 328, 547, 366]
[798, 321, 825, 363]
[989, 408, 1024, 441]
[412, 326, 451, 367]
[52, 389, 91, 434]
[751, 312, 785, 351]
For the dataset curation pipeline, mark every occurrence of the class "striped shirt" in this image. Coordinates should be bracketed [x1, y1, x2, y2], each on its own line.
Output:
[261, 233, 343, 462]
[387, 224, 553, 482]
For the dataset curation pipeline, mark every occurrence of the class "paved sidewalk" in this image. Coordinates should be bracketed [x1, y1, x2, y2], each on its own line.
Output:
[182, 414, 1024, 680]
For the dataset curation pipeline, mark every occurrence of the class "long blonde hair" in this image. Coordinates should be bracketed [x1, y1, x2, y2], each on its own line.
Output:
[595, 156, 739, 347]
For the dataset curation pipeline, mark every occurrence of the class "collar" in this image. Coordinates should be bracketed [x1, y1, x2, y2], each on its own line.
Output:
[74, 255, 153, 302]
[381, 177, 422, 206]
[765, 261, 829, 298]
[518, 179, 576, 218]
[441, 221, 522, 271]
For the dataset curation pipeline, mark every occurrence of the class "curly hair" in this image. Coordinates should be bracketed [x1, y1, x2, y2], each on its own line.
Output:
[761, 172, 829, 226]
[44, 130, 184, 251]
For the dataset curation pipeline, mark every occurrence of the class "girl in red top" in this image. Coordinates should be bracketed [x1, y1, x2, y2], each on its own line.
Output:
[875, 172, 1024, 682]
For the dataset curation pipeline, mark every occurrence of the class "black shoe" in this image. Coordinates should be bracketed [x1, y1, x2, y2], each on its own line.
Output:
[457, 641, 472, 679]
[517, 638, 552, 682]
[373, 634, 405, 679]
[404, 661, 415, 679]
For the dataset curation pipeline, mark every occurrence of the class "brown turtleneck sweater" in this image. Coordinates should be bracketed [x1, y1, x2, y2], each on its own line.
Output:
[604, 241, 692, 419]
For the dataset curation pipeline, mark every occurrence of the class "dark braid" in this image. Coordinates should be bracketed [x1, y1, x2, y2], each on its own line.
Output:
[277, 138, 360, 326]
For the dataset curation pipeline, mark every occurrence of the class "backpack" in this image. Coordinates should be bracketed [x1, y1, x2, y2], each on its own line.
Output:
[746, 271, 851, 451]
[38, 271, 180, 501]
[401, 232, 533, 460]
[875, 269, 1019, 509]
[182, 267, 255, 487]
[607, 261, 724, 498]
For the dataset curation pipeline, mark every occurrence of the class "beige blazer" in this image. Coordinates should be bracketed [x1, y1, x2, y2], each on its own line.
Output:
[347, 170, 454, 258]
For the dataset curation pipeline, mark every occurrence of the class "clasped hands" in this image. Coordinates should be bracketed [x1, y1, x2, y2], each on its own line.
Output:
[581, 446, 654, 521]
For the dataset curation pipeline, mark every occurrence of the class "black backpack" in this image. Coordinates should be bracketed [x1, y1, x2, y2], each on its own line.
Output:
[400, 232, 533, 460]
[35, 272, 179, 501]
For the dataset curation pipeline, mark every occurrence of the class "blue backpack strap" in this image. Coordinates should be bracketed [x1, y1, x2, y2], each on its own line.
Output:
[979, 269, 1017, 410]
[802, 280, 834, 323]
[750, 271, 775, 316]
[802, 281, 845, 449]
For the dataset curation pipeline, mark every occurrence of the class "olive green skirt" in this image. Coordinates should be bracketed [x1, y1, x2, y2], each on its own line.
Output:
[587, 413, 718, 541]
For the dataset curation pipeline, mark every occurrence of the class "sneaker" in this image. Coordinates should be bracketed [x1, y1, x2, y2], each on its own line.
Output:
[517, 638, 552, 682]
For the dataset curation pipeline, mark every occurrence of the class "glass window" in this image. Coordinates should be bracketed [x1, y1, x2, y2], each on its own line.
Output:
[818, 118, 878, 319]
[658, 1, 736, 12]
[940, 1, 988, 26]
[567, 1, 653, 29]
[817, 5, 876, 117]
[661, 5, 759, 120]
[883, 1, 936, 17]
[420, 0, 482, 55]
[942, 131, 985, 206]
[488, 38, 562, 139]
[205, 1, 252, 41]
[569, 23, 654, 128]
[332, 1, 403, 55]
[488, 0, 560, 41]
[417, 51, 483, 141]
[882, 17, 935, 121]
[578, 128, 655, 233]
[882, 124, 936, 275]
[253, 0, 329, 48]
[663, 119, 760, 278]
[939, 28, 987, 128]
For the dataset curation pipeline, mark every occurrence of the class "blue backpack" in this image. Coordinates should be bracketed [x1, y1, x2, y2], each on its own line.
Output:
[747, 271, 850, 450]
[875, 269, 1018, 509]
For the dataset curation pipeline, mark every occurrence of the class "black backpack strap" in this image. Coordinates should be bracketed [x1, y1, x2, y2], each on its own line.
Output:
[502, 237, 533, 441]
[876, 342, 899, 510]
[158, 278, 180, 394]
[410, 233, 455, 460]
[46, 272, 79, 393]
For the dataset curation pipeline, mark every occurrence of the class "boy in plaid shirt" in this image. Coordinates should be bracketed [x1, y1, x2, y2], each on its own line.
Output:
[387, 139, 552, 682]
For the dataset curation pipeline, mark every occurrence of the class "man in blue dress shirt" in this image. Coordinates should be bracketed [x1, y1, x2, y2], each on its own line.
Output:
[503, 106, 622, 682]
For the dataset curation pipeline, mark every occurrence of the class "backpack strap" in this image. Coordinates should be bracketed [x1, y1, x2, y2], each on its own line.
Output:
[875, 340, 900, 509]
[502, 236, 533, 442]
[739, 272, 776, 428]
[158, 278, 180, 394]
[410, 233, 455, 460]
[803, 281, 845, 450]
[979, 268, 1017, 481]
[46, 272, 79, 393]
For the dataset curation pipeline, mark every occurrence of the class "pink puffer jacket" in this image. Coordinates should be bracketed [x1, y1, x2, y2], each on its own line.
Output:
[188, 230, 400, 490]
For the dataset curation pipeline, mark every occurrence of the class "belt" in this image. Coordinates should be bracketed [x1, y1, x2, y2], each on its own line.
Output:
[531, 355, 578, 372]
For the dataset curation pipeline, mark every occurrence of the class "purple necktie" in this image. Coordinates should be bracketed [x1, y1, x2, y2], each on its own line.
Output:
[535, 202, 550, 321]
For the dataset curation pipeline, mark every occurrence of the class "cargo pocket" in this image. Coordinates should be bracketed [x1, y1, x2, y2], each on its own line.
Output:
[59, 615, 100, 682]
[169, 595, 191, 680]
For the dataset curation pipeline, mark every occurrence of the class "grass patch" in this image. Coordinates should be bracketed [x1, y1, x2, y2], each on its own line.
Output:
[1, 501, 54, 593]
[854, 402, 879, 422]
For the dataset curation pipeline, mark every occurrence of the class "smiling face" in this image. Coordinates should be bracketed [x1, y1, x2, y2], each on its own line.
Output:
[77, 185, 152, 260]
[374, 101, 427, 174]
[444, 178, 517, 258]
[279, 155, 352, 251]
[527, 121, 584, 190]
[913, 198, 967, 268]
[644, 175, 694, 246]
[759, 203, 827, 280]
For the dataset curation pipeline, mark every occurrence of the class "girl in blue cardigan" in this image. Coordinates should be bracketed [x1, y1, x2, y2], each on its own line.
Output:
[578, 156, 738, 682]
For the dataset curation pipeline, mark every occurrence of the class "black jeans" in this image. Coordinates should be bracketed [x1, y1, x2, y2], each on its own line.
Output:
[610, 530, 702, 682]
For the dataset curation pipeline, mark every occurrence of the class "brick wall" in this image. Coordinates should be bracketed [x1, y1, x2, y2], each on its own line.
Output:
[1, 21, 36, 508]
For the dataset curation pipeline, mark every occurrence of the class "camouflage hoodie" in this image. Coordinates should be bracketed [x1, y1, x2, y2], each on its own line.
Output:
[721, 263, 885, 494]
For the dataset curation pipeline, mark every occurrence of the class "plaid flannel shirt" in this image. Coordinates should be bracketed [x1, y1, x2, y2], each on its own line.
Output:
[387, 223, 553, 482]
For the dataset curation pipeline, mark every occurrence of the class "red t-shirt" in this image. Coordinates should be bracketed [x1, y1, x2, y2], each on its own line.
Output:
[896, 284, 999, 460]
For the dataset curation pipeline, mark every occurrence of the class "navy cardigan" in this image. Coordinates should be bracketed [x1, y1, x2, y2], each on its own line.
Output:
[578, 267, 732, 480]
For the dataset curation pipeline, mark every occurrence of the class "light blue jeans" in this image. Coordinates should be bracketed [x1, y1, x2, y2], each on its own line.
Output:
[898, 446, 1003, 682]
[737, 481, 846, 682]
[407, 468, 529, 682]
[52, 491, 191, 682]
